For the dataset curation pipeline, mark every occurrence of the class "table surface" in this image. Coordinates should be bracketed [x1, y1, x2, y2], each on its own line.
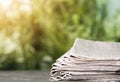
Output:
[0, 71, 49, 82]
[0, 71, 74, 82]
[0, 71, 120, 82]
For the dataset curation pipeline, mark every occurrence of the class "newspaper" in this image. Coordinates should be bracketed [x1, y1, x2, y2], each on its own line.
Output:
[50, 38, 120, 81]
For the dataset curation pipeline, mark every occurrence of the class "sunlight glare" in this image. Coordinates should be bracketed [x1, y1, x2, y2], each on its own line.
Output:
[0, 0, 31, 18]
[0, 0, 12, 9]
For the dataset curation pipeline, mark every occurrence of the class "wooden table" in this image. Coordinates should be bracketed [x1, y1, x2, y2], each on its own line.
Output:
[0, 71, 73, 82]
[0, 71, 120, 82]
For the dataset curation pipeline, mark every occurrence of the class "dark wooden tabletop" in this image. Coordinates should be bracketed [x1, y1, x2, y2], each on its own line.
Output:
[0, 71, 120, 82]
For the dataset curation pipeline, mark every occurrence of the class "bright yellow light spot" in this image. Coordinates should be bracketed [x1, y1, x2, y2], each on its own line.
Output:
[0, 0, 31, 18]
[0, 0, 31, 11]
[0, 0, 12, 9]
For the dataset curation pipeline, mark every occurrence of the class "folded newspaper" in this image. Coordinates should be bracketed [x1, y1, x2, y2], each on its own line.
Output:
[50, 38, 120, 81]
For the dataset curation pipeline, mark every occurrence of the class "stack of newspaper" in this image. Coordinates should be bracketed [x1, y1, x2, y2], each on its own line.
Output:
[50, 38, 120, 81]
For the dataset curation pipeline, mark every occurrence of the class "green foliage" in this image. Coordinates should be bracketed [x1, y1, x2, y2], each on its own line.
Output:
[0, 0, 120, 70]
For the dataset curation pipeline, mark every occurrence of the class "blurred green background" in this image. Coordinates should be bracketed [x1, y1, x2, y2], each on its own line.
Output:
[0, 0, 120, 70]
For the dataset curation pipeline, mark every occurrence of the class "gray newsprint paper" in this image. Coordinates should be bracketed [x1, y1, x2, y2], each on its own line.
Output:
[50, 38, 120, 81]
